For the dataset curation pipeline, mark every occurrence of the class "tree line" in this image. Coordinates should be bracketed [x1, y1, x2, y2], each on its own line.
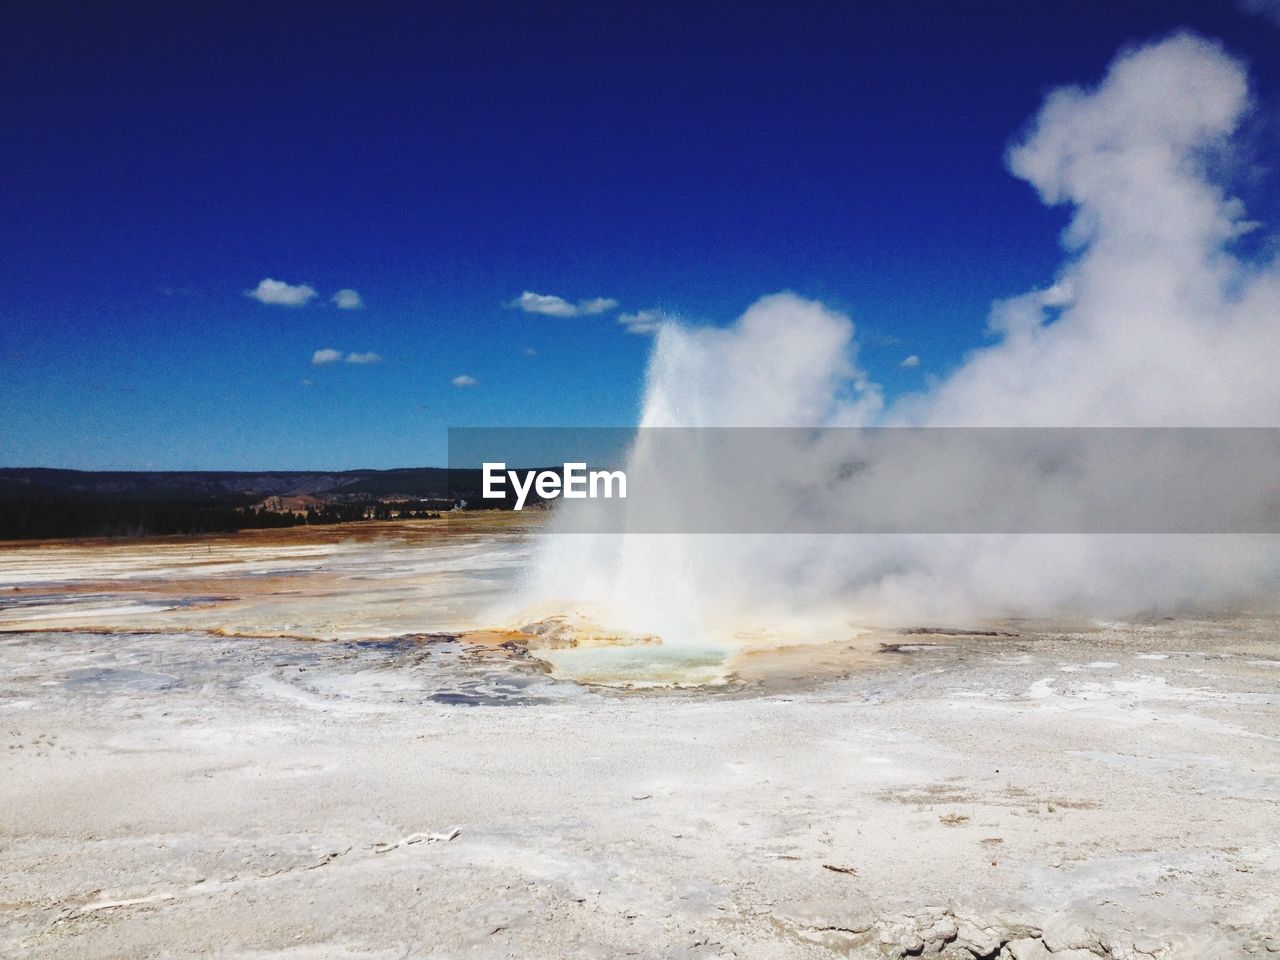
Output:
[0, 499, 445, 541]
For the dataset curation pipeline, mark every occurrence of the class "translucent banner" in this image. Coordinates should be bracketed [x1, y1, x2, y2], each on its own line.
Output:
[448, 427, 1280, 534]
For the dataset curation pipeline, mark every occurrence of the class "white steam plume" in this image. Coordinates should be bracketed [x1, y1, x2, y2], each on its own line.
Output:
[515, 33, 1280, 639]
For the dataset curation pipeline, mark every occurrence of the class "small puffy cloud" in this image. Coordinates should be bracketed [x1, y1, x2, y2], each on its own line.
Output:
[332, 288, 364, 310]
[510, 292, 577, 317]
[900, 355, 920, 368]
[247, 278, 318, 307]
[314, 348, 382, 364]
[618, 308, 673, 335]
[1238, 0, 1280, 25]
[312, 348, 343, 365]
[452, 374, 478, 387]
[523, 346, 538, 356]
[579, 297, 619, 315]
[509, 291, 619, 317]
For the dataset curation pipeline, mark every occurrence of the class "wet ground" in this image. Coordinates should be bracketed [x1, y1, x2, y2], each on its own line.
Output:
[0, 515, 534, 641]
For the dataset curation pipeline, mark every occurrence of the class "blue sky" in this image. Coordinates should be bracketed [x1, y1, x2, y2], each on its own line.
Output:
[2, 1, 1279, 469]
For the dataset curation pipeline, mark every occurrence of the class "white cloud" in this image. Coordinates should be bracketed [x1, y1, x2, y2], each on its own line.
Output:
[510, 292, 577, 317]
[1238, 0, 1280, 25]
[618, 308, 675, 335]
[332, 288, 364, 310]
[314, 348, 381, 365]
[509, 291, 619, 317]
[452, 374, 477, 387]
[247, 278, 318, 307]
[311, 348, 343, 365]
[523, 346, 538, 356]
[900, 354, 920, 368]
[579, 297, 619, 315]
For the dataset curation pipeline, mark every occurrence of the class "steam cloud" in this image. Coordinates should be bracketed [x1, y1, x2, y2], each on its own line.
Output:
[517, 33, 1280, 640]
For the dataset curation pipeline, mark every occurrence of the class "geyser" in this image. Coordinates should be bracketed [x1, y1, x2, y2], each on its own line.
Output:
[507, 32, 1280, 655]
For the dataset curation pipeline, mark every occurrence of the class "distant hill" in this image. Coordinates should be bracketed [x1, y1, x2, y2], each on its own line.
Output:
[0, 467, 517, 540]
[0, 467, 455, 503]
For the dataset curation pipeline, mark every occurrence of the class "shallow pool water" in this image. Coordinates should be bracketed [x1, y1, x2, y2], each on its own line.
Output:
[532, 642, 732, 687]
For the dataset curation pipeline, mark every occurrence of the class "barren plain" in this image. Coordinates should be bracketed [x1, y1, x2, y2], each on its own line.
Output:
[1, 520, 1278, 959]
